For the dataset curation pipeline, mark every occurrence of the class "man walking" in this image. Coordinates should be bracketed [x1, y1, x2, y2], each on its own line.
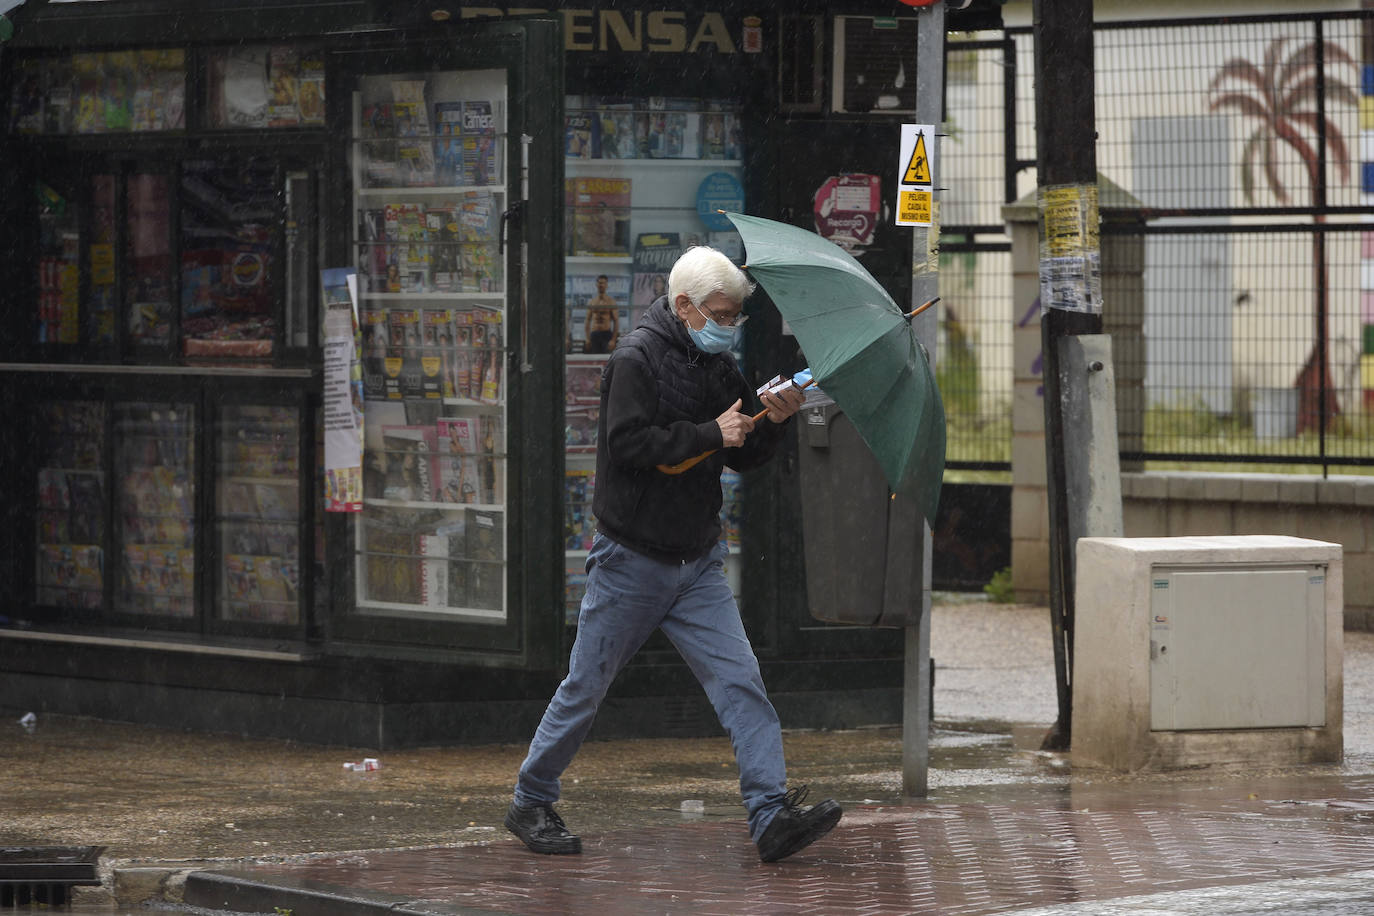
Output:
[506, 246, 842, 863]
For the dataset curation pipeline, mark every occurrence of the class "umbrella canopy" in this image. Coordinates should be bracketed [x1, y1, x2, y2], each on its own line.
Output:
[726, 211, 946, 525]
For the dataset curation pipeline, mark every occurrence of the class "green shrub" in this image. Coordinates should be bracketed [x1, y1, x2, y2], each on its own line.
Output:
[983, 566, 1014, 603]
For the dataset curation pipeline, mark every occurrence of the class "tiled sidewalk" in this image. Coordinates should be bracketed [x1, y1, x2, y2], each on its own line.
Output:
[184, 775, 1374, 915]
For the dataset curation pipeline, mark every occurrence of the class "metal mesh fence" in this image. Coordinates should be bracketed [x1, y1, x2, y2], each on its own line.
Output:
[939, 37, 1017, 469]
[939, 11, 1373, 474]
[1115, 227, 1370, 464]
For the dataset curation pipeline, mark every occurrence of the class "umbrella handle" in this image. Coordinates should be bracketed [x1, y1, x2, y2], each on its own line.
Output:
[904, 296, 940, 321]
[657, 378, 816, 476]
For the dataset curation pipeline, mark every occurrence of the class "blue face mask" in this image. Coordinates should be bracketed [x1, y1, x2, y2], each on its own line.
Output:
[689, 318, 738, 354]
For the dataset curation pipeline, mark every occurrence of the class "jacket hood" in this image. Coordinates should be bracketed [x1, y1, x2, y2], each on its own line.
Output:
[641, 295, 696, 354]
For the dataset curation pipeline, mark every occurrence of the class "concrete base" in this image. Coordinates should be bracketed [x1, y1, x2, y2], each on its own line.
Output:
[1074, 535, 1343, 772]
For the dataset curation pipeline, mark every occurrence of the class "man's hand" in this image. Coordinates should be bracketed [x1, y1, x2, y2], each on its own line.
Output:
[715, 398, 755, 447]
[760, 385, 806, 423]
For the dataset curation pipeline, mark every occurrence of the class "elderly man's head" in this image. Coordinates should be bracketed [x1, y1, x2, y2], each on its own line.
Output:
[670, 246, 753, 334]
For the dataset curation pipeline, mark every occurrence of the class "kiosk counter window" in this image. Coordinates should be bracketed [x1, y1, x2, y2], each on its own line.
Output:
[3, 41, 324, 640]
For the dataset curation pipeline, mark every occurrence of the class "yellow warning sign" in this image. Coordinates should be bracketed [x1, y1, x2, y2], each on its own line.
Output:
[897, 188, 932, 226]
[902, 130, 931, 185]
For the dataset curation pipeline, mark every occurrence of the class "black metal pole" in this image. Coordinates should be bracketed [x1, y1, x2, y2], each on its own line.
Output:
[1315, 18, 1330, 475]
[1033, 0, 1099, 751]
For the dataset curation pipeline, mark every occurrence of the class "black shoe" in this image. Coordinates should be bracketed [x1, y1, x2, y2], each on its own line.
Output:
[756, 786, 842, 863]
[505, 801, 582, 855]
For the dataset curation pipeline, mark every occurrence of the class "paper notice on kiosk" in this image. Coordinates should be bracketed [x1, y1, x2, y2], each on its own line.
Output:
[322, 267, 364, 512]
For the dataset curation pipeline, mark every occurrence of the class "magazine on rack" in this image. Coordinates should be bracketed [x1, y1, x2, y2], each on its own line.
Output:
[478, 414, 502, 504]
[37, 467, 71, 509]
[564, 405, 598, 453]
[392, 80, 435, 186]
[426, 204, 461, 293]
[421, 309, 455, 400]
[359, 208, 390, 293]
[360, 309, 389, 400]
[433, 100, 464, 186]
[362, 519, 416, 604]
[256, 554, 295, 604]
[379, 425, 438, 503]
[436, 417, 480, 504]
[298, 56, 324, 125]
[66, 473, 104, 544]
[564, 107, 595, 159]
[459, 191, 498, 243]
[563, 469, 596, 549]
[565, 359, 606, 404]
[386, 308, 424, 399]
[450, 311, 476, 401]
[595, 99, 635, 159]
[215, 46, 269, 128]
[459, 191, 499, 292]
[397, 203, 429, 292]
[645, 97, 701, 159]
[472, 310, 504, 404]
[38, 544, 104, 608]
[702, 110, 726, 160]
[565, 273, 630, 355]
[719, 470, 742, 549]
[461, 243, 498, 293]
[565, 176, 631, 256]
[417, 532, 449, 609]
[361, 99, 397, 186]
[266, 46, 300, 127]
[462, 100, 499, 186]
[465, 508, 503, 610]
[631, 232, 680, 325]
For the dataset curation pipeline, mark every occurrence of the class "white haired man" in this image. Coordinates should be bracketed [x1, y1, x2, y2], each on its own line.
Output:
[506, 246, 842, 863]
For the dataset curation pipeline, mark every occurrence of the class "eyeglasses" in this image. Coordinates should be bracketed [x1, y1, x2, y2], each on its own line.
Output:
[693, 299, 749, 329]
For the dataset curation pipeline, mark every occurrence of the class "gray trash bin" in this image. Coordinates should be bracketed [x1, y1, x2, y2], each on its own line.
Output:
[797, 403, 924, 627]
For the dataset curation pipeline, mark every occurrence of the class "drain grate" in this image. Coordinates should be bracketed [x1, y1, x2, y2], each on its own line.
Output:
[0, 846, 104, 907]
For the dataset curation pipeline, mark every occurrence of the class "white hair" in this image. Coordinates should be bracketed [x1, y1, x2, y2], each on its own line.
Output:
[668, 246, 755, 308]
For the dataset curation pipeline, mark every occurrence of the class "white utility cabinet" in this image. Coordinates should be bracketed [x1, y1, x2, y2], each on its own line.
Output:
[1075, 536, 1342, 771]
[1149, 563, 1327, 731]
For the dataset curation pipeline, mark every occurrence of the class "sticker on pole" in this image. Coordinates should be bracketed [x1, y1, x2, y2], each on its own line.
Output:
[813, 174, 881, 253]
[895, 123, 934, 226]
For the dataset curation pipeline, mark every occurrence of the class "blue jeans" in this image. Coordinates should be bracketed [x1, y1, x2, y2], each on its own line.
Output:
[515, 534, 788, 842]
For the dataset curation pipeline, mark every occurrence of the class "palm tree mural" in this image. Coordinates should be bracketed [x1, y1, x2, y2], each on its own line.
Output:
[1208, 37, 1358, 434]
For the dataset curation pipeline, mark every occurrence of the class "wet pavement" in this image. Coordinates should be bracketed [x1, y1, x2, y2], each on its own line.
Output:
[4, 599, 1374, 914]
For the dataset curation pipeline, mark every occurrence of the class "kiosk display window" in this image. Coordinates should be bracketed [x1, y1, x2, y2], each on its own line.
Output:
[561, 95, 747, 624]
[349, 66, 510, 623]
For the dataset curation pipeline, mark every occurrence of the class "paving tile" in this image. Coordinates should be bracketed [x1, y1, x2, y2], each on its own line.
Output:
[188, 789, 1374, 916]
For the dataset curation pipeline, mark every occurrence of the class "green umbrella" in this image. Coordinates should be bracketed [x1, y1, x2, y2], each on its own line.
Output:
[726, 211, 946, 526]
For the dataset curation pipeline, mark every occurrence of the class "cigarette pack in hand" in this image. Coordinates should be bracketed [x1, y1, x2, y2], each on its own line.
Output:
[755, 368, 812, 399]
[757, 368, 832, 409]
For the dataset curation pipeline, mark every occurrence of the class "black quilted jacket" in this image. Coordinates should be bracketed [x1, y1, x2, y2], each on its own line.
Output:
[591, 296, 787, 562]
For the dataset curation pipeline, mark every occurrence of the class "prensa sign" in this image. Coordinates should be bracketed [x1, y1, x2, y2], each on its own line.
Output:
[456, 6, 759, 54]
